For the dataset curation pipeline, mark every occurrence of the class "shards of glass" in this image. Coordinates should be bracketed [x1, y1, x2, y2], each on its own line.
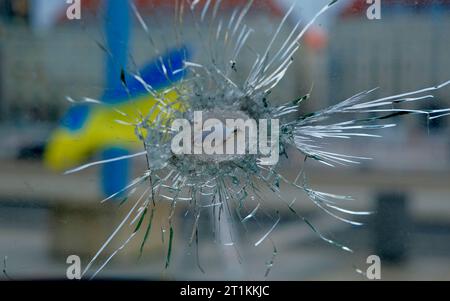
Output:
[67, 0, 450, 279]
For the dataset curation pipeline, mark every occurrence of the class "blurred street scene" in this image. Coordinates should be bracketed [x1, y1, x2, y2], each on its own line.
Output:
[0, 0, 450, 280]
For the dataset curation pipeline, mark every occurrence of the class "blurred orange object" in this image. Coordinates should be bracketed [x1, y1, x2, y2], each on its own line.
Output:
[304, 26, 328, 51]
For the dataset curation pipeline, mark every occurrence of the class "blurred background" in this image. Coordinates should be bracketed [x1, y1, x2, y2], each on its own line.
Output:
[1, 0, 450, 280]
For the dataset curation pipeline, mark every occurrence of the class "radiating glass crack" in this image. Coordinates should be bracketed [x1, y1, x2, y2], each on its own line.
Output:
[66, 0, 450, 279]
